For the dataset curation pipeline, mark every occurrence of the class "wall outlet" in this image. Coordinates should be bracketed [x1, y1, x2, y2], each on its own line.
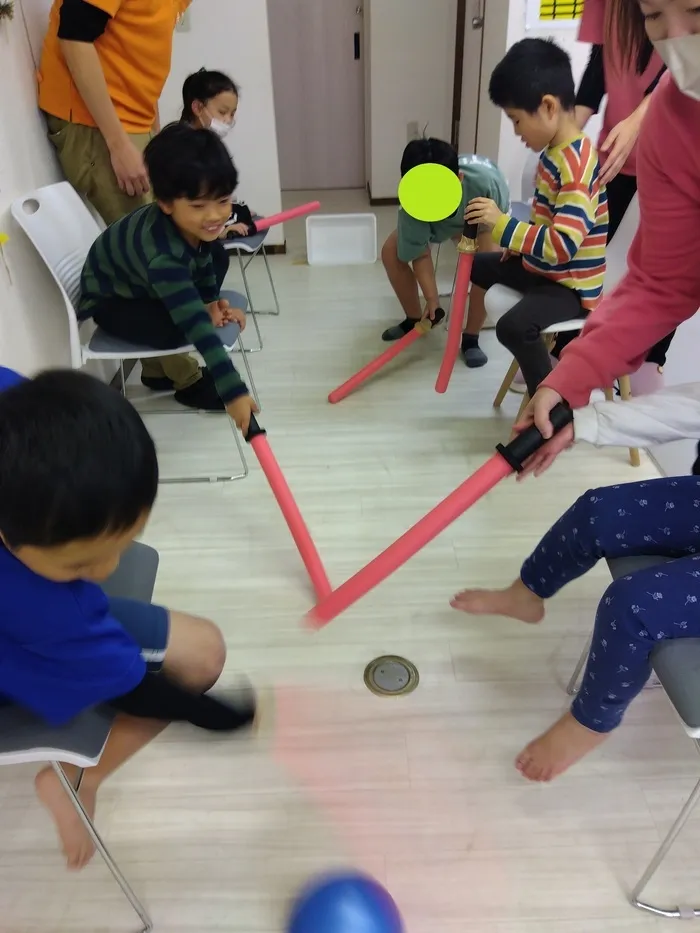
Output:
[407, 121, 420, 142]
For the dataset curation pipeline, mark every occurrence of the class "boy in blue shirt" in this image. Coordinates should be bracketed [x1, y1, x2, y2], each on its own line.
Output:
[0, 367, 255, 869]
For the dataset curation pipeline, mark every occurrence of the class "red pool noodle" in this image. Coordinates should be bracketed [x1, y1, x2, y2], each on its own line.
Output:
[247, 421, 332, 602]
[307, 453, 512, 627]
[328, 326, 424, 404]
[435, 248, 474, 394]
[254, 201, 321, 232]
[306, 403, 574, 627]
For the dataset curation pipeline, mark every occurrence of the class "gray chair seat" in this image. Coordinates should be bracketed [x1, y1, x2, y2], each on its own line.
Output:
[87, 291, 248, 356]
[0, 705, 115, 767]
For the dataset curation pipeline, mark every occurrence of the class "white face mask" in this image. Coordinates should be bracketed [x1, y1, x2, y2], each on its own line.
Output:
[653, 34, 700, 101]
[207, 116, 233, 139]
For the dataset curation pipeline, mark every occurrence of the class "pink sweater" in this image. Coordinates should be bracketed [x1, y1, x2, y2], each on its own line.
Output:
[578, 0, 663, 176]
[544, 74, 700, 408]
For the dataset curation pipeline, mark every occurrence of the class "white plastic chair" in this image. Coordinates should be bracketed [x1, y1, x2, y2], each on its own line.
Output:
[11, 182, 258, 485]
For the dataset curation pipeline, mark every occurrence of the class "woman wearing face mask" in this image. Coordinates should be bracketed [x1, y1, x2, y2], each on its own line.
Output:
[448, 0, 700, 783]
[512, 0, 700, 476]
[181, 69, 253, 239]
[548, 0, 671, 395]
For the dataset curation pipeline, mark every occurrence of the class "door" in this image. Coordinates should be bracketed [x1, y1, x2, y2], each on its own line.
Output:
[267, 0, 365, 190]
[451, 0, 486, 154]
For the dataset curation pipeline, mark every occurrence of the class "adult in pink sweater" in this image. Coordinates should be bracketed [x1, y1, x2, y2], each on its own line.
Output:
[515, 0, 700, 476]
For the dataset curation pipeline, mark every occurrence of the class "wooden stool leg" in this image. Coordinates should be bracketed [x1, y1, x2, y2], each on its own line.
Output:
[493, 357, 521, 409]
[618, 375, 641, 467]
[516, 391, 530, 422]
[603, 387, 614, 403]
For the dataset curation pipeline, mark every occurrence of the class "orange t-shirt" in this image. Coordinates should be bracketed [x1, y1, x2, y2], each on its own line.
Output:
[38, 0, 187, 134]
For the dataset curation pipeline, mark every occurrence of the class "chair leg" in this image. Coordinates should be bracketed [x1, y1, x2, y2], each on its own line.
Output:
[515, 391, 530, 422]
[261, 246, 281, 316]
[493, 358, 521, 409]
[604, 387, 614, 402]
[236, 333, 261, 410]
[566, 633, 593, 696]
[237, 252, 263, 352]
[51, 763, 153, 933]
[619, 375, 641, 467]
[630, 753, 700, 918]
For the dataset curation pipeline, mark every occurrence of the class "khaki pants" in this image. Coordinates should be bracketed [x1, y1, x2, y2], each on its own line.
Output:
[45, 114, 200, 390]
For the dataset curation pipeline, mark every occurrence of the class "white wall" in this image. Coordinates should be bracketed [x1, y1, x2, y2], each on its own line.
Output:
[160, 0, 284, 246]
[365, 0, 457, 200]
[0, 1, 73, 376]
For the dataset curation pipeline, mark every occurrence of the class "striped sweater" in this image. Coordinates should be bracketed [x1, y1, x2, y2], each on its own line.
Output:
[79, 204, 247, 404]
[491, 135, 608, 310]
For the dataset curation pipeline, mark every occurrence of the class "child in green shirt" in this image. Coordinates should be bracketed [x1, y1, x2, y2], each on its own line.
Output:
[381, 138, 510, 368]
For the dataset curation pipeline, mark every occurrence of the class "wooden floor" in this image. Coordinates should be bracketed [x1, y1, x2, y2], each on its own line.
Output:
[2, 191, 697, 932]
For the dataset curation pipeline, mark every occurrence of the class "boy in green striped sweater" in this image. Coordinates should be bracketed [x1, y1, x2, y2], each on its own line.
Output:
[79, 122, 257, 434]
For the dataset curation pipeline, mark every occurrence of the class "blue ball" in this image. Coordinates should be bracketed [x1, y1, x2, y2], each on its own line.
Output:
[289, 872, 404, 933]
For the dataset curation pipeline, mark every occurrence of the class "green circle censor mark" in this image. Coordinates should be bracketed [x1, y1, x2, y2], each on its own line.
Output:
[398, 163, 463, 223]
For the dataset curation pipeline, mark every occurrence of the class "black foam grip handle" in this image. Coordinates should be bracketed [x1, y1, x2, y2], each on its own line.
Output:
[463, 218, 479, 240]
[495, 402, 573, 472]
[245, 413, 266, 443]
[429, 307, 446, 329]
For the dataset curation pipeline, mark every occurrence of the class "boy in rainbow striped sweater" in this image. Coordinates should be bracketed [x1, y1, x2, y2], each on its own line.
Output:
[463, 38, 608, 397]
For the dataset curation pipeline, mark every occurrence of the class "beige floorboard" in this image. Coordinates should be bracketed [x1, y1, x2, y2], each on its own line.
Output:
[0, 190, 682, 932]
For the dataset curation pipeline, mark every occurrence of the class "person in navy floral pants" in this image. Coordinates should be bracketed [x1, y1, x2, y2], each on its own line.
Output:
[451, 476, 700, 782]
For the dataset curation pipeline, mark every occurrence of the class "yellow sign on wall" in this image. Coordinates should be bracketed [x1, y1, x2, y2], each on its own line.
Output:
[526, 0, 583, 28]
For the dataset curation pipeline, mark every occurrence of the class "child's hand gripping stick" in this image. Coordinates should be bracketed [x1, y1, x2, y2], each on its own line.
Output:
[307, 403, 573, 627]
[245, 415, 332, 601]
[328, 309, 446, 404]
[435, 219, 479, 394]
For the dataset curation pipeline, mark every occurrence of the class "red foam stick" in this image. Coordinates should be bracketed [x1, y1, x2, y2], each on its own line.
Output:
[307, 404, 574, 627]
[254, 201, 321, 233]
[435, 227, 478, 394]
[328, 310, 446, 404]
[246, 416, 332, 601]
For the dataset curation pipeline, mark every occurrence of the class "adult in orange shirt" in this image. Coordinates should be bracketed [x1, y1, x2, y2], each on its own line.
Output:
[38, 0, 221, 410]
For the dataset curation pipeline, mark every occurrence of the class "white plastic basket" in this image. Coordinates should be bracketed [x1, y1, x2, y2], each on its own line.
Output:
[306, 213, 377, 266]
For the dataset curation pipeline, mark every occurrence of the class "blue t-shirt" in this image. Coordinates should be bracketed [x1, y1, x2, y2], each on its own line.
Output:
[0, 367, 146, 725]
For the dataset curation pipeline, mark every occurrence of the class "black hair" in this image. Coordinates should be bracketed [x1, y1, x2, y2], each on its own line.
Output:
[0, 370, 159, 549]
[607, 0, 653, 74]
[400, 137, 459, 178]
[181, 68, 239, 124]
[489, 38, 576, 113]
[144, 122, 238, 202]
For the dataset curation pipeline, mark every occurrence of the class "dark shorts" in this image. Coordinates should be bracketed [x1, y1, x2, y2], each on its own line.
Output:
[110, 598, 170, 672]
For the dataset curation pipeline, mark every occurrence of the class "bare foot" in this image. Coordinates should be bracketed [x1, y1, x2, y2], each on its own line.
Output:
[35, 767, 98, 870]
[450, 578, 545, 623]
[515, 711, 609, 782]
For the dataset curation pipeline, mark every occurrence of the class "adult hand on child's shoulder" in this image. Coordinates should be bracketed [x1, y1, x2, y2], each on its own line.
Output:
[225, 394, 259, 436]
[599, 113, 642, 185]
[465, 198, 503, 230]
[513, 387, 574, 480]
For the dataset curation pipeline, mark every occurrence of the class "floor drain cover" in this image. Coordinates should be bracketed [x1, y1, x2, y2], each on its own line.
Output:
[364, 655, 419, 697]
